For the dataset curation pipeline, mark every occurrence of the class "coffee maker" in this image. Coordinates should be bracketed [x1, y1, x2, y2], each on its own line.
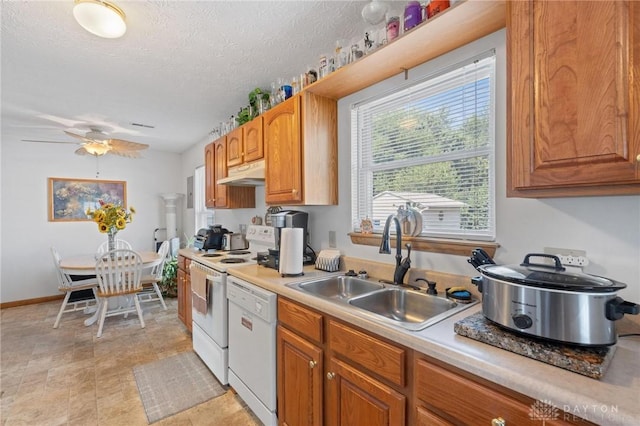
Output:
[261, 210, 310, 270]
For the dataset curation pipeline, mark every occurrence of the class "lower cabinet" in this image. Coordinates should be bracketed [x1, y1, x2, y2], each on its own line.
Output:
[177, 255, 191, 332]
[277, 325, 323, 426]
[414, 356, 595, 426]
[277, 297, 408, 426]
[277, 297, 596, 426]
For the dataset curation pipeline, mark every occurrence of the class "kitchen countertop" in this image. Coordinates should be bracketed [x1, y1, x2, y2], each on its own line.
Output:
[217, 261, 640, 426]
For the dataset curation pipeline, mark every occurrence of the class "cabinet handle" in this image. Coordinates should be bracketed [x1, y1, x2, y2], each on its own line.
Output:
[491, 418, 505, 426]
[636, 154, 640, 163]
[309, 360, 317, 369]
[292, 188, 298, 194]
[326, 372, 335, 380]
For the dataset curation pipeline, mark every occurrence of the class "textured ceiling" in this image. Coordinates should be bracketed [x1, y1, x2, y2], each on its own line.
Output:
[1, 0, 375, 154]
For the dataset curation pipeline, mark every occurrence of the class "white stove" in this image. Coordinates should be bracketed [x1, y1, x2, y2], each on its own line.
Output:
[190, 248, 256, 385]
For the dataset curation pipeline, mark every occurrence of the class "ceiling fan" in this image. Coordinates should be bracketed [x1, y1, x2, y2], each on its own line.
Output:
[22, 128, 149, 158]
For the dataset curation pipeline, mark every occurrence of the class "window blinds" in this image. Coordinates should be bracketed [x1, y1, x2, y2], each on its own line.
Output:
[351, 51, 496, 240]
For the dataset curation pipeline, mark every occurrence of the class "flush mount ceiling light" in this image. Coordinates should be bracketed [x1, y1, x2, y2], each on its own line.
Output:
[73, 0, 126, 39]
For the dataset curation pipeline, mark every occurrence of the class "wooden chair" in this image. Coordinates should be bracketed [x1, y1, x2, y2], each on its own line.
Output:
[95, 238, 132, 255]
[51, 247, 99, 328]
[137, 240, 170, 310]
[94, 249, 145, 338]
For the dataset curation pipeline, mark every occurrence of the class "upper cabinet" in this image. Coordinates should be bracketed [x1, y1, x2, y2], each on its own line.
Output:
[263, 92, 338, 205]
[226, 116, 264, 168]
[205, 136, 255, 209]
[204, 142, 215, 208]
[507, 0, 640, 197]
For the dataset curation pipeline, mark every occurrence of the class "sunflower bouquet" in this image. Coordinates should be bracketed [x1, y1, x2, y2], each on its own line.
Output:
[86, 200, 135, 234]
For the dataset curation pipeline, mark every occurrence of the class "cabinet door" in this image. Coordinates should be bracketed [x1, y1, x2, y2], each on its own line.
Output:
[226, 126, 243, 167]
[277, 326, 323, 426]
[415, 406, 454, 426]
[508, 0, 640, 197]
[326, 357, 405, 426]
[204, 142, 215, 208]
[184, 271, 192, 332]
[244, 116, 264, 163]
[264, 96, 303, 204]
[177, 268, 186, 325]
[214, 138, 228, 207]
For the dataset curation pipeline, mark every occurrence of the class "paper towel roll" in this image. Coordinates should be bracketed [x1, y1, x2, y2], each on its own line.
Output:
[279, 227, 304, 276]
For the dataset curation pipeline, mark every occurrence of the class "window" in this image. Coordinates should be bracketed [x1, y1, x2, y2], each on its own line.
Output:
[193, 165, 213, 232]
[351, 51, 496, 241]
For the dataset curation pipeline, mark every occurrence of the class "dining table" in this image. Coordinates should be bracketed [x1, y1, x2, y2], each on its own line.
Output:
[59, 251, 161, 326]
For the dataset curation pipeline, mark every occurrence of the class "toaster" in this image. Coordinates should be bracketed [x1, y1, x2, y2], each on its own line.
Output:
[222, 233, 248, 251]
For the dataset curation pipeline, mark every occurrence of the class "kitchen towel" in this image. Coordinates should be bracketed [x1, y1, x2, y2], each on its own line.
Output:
[190, 263, 208, 315]
[279, 227, 304, 276]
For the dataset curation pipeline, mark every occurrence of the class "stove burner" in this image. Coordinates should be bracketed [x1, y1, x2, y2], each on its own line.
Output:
[227, 250, 251, 256]
[202, 253, 223, 258]
[220, 258, 246, 264]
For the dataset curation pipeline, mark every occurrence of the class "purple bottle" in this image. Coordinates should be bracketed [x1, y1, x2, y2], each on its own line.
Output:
[404, 1, 423, 31]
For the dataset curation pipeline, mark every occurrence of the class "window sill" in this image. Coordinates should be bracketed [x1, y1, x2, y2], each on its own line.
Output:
[348, 233, 499, 258]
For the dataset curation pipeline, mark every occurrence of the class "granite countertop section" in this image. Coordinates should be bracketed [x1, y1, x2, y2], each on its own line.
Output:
[454, 312, 616, 379]
[179, 250, 640, 425]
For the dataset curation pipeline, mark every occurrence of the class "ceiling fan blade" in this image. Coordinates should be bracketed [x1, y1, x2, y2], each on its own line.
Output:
[64, 130, 94, 144]
[107, 149, 143, 158]
[22, 139, 80, 145]
[108, 138, 149, 151]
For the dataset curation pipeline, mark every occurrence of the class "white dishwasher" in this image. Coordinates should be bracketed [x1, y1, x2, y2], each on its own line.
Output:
[227, 276, 278, 426]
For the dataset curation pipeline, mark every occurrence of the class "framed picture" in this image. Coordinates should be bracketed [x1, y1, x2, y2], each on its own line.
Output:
[48, 177, 127, 222]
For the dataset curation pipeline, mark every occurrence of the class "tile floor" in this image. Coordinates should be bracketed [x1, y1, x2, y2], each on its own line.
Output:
[0, 297, 261, 425]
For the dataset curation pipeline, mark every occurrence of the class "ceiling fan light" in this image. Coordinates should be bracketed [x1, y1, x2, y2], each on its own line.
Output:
[73, 0, 126, 39]
[83, 142, 111, 156]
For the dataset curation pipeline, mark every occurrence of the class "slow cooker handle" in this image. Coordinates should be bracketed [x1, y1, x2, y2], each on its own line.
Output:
[520, 253, 565, 271]
[606, 297, 640, 321]
[471, 276, 483, 292]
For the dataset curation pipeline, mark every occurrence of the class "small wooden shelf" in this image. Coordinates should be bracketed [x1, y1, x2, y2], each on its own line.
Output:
[305, 0, 506, 100]
[348, 232, 499, 258]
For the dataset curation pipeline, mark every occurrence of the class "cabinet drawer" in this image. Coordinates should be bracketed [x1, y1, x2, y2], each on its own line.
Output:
[328, 320, 405, 387]
[416, 358, 554, 425]
[278, 298, 323, 344]
[178, 255, 187, 271]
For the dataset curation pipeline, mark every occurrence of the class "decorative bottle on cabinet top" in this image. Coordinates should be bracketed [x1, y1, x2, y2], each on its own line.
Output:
[404, 1, 423, 31]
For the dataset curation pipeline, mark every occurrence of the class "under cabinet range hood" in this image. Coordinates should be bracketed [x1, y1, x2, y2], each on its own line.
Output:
[217, 159, 265, 186]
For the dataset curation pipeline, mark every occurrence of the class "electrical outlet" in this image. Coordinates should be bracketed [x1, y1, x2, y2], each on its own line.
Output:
[328, 230, 336, 248]
[543, 247, 589, 268]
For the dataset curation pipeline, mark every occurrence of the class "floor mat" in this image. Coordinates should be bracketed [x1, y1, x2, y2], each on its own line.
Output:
[133, 351, 226, 423]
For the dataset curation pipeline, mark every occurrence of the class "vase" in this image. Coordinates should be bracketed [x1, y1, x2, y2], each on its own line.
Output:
[107, 230, 117, 258]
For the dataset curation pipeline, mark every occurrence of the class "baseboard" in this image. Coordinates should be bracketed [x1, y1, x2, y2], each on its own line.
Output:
[1, 294, 63, 309]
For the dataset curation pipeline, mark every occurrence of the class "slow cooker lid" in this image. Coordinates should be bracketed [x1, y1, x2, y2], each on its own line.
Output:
[478, 253, 626, 293]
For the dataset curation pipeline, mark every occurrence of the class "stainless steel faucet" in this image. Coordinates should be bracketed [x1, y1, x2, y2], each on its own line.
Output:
[379, 214, 411, 285]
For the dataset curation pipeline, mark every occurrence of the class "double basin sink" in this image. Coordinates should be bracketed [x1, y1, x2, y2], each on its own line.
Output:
[287, 275, 477, 331]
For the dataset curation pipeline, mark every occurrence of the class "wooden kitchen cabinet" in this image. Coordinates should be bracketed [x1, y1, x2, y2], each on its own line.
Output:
[414, 355, 595, 425]
[204, 136, 255, 209]
[226, 116, 264, 167]
[204, 142, 215, 208]
[263, 92, 338, 205]
[277, 325, 324, 426]
[226, 126, 243, 167]
[507, 0, 640, 197]
[177, 255, 191, 332]
[277, 298, 324, 426]
[277, 298, 409, 426]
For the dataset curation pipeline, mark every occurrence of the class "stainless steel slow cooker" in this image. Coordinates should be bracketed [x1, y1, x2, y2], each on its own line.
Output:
[471, 253, 639, 346]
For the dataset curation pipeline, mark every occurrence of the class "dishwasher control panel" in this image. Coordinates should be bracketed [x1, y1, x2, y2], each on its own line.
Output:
[227, 276, 277, 323]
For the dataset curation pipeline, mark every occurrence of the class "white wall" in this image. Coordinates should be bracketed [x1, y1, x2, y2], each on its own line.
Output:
[0, 138, 182, 303]
[181, 29, 640, 302]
